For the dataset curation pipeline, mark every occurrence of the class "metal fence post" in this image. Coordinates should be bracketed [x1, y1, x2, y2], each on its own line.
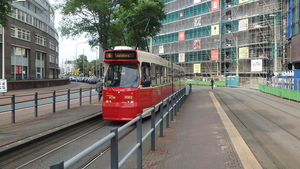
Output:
[35, 92, 38, 117]
[110, 128, 118, 169]
[166, 96, 170, 128]
[90, 87, 92, 104]
[53, 91, 56, 113]
[67, 89, 70, 109]
[11, 95, 15, 123]
[159, 101, 164, 137]
[151, 106, 156, 151]
[174, 93, 178, 116]
[171, 95, 174, 121]
[79, 88, 82, 107]
[137, 114, 143, 169]
[50, 161, 64, 169]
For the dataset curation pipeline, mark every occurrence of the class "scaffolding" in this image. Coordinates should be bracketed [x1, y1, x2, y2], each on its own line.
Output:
[151, 0, 285, 78]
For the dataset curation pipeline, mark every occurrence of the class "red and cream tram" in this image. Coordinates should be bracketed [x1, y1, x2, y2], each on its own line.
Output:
[102, 46, 184, 121]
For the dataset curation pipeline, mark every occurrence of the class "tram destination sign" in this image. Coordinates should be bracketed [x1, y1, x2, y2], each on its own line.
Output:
[105, 51, 136, 59]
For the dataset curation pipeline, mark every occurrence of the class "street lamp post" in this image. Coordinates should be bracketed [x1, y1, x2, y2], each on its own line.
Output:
[2, 27, 4, 79]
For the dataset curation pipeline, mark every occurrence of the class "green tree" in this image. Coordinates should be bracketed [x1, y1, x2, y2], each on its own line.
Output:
[114, 0, 166, 50]
[74, 54, 89, 75]
[0, 0, 13, 27]
[57, 0, 165, 50]
[87, 59, 100, 76]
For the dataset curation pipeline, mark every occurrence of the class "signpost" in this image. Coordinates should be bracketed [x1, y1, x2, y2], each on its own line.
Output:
[0, 79, 7, 95]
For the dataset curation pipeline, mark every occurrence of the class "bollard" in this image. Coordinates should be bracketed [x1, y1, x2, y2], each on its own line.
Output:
[67, 89, 70, 109]
[79, 88, 82, 106]
[11, 95, 16, 123]
[35, 92, 38, 117]
[53, 91, 56, 113]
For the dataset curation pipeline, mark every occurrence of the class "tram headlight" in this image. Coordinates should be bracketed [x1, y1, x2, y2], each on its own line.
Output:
[126, 101, 134, 103]
[106, 100, 112, 103]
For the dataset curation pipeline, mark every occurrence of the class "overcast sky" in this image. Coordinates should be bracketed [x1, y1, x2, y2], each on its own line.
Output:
[49, 0, 98, 65]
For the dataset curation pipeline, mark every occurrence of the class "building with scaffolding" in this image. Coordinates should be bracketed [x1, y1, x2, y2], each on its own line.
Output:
[150, 0, 288, 78]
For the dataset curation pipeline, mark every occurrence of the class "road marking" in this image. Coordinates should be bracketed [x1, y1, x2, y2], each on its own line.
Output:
[209, 92, 262, 169]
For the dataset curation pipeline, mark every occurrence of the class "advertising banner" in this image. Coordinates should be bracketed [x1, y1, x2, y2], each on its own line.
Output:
[193, 39, 201, 49]
[194, 64, 201, 73]
[239, 0, 248, 3]
[194, 17, 201, 27]
[211, 24, 220, 35]
[159, 45, 164, 54]
[239, 47, 249, 59]
[0, 79, 7, 93]
[211, 50, 219, 61]
[251, 60, 263, 72]
[239, 19, 248, 31]
[211, 0, 220, 11]
[179, 53, 185, 62]
[178, 31, 185, 41]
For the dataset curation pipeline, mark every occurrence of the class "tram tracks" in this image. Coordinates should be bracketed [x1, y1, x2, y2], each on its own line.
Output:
[212, 88, 300, 169]
[0, 115, 136, 169]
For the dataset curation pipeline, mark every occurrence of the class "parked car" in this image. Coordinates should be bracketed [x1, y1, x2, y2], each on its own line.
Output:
[89, 78, 97, 84]
[69, 77, 77, 81]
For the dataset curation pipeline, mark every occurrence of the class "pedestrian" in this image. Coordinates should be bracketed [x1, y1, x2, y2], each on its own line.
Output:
[211, 78, 214, 89]
[96, 79, 103, 101]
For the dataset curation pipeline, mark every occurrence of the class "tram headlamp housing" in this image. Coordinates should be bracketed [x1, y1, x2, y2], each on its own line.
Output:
[126, 101, 134, 103]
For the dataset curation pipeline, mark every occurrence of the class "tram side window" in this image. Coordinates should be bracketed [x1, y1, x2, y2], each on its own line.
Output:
[156, 65, 162, 85]
[174, 69, 179, 82]
[151, 63, 156, 86]
[166, 67, 171, 83]
[141, 62, 151, 87]
[162, 67, 166, 84]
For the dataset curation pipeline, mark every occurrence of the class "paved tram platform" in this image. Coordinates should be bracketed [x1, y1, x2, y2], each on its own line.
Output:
[0, 85, 262, 168]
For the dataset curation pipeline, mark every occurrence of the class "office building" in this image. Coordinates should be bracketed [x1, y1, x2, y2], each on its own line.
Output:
[0, 0, 59, 80]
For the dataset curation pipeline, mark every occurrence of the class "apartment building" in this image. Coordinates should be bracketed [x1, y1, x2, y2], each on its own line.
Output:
[151, 0, 290, 78]
[0, 0, 59, 80]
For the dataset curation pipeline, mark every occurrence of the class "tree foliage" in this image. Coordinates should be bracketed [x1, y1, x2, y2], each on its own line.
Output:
[74, 54, 89, 74]
[0, 0, 13, 27]
[114, 0, 166, 50]
[57, 0, 165, 50]
[87, 60, 100, 76]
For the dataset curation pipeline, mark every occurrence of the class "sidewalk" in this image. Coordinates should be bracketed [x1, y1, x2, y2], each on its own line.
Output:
[140, 86, 261, 169]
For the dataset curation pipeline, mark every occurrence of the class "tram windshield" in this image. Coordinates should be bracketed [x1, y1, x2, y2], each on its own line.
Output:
[104, 64, 140, 87]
